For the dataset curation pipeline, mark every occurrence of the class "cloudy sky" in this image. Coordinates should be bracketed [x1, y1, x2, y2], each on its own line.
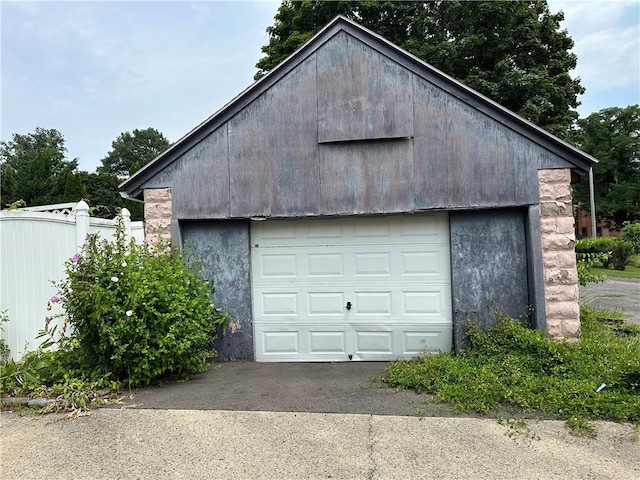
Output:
[2, 0, 639, 173]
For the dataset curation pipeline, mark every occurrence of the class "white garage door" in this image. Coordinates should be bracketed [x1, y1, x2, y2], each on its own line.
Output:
[251, 214, 452, 362]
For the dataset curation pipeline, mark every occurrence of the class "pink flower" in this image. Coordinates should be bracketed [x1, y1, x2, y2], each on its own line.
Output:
[45, 316, 51, 326]
[72, 254, 81, 263]
[51, 296, 59, 304]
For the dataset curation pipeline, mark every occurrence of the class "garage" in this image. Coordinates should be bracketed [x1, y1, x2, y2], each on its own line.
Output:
[252, 214, 452, 361]
[121, 16, 596, 360]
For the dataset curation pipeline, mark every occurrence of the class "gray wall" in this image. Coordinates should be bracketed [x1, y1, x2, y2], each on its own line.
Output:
[141, 30, 572, 221]
[181, 221, 253, 361]
[450, 209, 530, 351]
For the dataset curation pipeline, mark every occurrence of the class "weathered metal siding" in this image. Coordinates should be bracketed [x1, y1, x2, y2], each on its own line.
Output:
[318, 139, 415, 215]
[317, 31, 414, 142]
[181, 221, 253, 361]
[229, 56, 321, 218]
[140, 31, 573, 221]
[412, 78, 567, 209]
[142, 128, 230, 219]
[450, 209, 530, 351]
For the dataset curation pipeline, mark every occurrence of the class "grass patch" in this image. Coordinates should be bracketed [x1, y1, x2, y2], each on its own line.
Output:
[382, 306, 640, 435]
[590, 264, 640, 279]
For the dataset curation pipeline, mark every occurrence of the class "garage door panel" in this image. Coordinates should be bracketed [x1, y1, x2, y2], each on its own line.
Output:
[353, 252, 392, 276]
[308, 292, 345, 316]
[252, 214, 452, 361]
[402, 290, 445, 315]
[353, 291, 393, 315]
[261, 292, 298, 316]
[355, 330, 394, 354]
[402, 329, 451, 355]
[307, 253, 344, 277]
[261, 330, 299, 355]
[260, 253, 298, 278]
[306, 220, 344, 239]
[309, 331, 347, 354]
[253, 246, 450, 283]
[401, 249, 449, 277]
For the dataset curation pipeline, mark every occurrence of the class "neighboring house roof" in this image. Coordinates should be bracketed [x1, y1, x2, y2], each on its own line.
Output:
[120, 15, 597, 200]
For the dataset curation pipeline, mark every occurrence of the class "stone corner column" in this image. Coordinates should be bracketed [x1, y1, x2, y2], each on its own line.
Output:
[143, 188, 172, 245]
[538, 169, 580, 341]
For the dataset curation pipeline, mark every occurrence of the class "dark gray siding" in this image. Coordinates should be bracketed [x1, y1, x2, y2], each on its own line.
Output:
[318, 139, 414, 215]
[450, 209, 530, 351]
[181, 221, 253, 361]
[229, 56, 320, 218]
[317, 31, 414, 142]
[140, 31, 574, 221]
[143, 127, 230, 219]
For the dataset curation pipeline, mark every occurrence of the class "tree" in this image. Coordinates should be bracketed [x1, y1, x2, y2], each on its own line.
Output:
[0, 127, 79, 208]
[98, 128, 170, 178]
[77, 171, 124, 219]
[255, 0, 584, 137]
[63, 171, 87, 203]
[572, 105, 640, 226]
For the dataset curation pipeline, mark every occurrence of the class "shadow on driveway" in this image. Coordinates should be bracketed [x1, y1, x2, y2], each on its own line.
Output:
[118, 362, 453, 417]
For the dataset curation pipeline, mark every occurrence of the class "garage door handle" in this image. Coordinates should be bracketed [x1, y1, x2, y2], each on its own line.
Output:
[346, 301, 352, 310]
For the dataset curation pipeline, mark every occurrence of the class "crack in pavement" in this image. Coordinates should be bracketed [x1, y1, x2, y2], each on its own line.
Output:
[367, 414, 378, 480]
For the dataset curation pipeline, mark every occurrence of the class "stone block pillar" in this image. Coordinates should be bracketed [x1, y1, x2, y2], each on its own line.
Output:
[537, 169, 580, 341]
[143, 188, 172, 245]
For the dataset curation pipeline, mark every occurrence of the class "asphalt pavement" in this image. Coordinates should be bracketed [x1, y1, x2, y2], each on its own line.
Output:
[579, 277, 640, 325]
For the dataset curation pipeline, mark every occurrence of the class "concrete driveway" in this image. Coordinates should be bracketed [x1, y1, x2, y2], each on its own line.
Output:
[3, 360, 640, 479]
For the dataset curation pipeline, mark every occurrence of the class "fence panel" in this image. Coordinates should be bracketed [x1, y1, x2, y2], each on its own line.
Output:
[0, 202, 143, 360]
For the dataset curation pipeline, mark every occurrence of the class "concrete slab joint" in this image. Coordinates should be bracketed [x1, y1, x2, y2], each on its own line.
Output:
[537, 168, 580, 340]
[143, 188, 172, 245]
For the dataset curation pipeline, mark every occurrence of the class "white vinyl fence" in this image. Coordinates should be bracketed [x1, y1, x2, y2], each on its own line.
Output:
[0, 201, 144, 360]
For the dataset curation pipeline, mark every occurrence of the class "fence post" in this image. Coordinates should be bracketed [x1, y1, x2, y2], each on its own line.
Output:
[121, 208, 132, 244]
[75, 200, 90, 251]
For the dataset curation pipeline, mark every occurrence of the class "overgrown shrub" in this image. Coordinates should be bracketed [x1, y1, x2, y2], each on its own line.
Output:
[619, 222, 640, 254]
[611, 240, 635, 270]
[49, 217, 227, 387]
[383, 307, 640, 433]
[575, 237, 616, 268]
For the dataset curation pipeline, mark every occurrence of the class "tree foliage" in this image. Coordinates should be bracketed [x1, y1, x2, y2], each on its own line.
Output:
[0, 128, 79, 208]
[98, 127, 170, 178]
[255, 0, 583, 136]
[572, 105, 640, 225]
[48, 220, 226, 387]
[77, 171, 124, 219]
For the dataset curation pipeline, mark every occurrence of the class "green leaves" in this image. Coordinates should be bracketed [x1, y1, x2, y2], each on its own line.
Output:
[49, 215, 227, 387]
[0, 127, 79, 208]
[97, 128, 170, 179]
[572, 106, 640, 224]
[255, 1, 583, 136]
[383, 307, 640, 434]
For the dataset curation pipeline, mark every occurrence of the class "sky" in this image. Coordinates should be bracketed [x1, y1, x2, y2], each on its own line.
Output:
[1, 0, 639, 173]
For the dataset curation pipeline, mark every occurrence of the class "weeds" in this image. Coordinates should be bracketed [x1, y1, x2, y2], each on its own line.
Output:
[383, 306, 640, 435]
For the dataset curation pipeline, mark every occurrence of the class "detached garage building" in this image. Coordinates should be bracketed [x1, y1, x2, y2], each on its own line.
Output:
[121, 17, 596, 361]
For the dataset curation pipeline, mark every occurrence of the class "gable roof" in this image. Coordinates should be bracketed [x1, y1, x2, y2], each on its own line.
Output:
[120, 15, 597, 200]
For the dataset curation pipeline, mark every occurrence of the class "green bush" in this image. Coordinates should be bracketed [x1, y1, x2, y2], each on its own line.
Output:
[611, 240, 635, 271]
[383, 307, 640, 433]
[619, 222, 640, 254]
[49, 217, 227, 387]
[575, 237, 617, 268]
